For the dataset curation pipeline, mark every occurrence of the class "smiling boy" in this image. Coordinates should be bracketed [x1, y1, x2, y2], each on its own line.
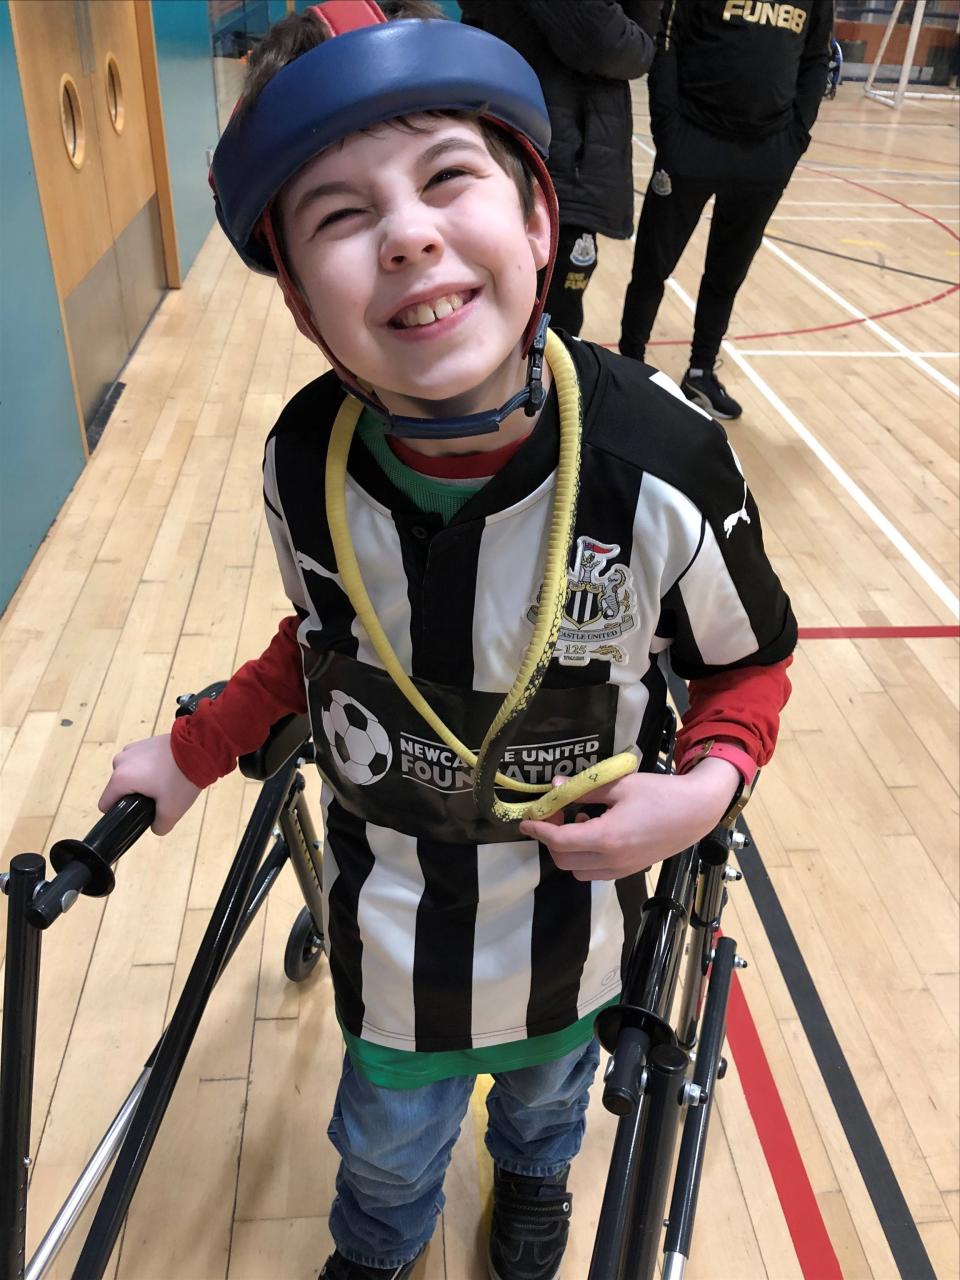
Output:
[281, 121, 548, 422]
[99, 5, 796, 1278]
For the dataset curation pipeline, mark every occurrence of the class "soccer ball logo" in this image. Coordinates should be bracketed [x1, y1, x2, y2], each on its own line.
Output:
[320, 690, 392, 786]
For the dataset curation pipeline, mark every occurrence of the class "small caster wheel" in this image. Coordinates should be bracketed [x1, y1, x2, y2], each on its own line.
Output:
[284, 906, 324, 982]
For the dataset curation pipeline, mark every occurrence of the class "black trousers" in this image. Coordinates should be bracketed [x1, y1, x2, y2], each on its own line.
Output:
[546, 225, 600, 336]
[620, 116, 805, 367]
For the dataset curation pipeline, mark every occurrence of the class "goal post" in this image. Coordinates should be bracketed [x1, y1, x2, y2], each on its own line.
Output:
[864, 0, 960, 108]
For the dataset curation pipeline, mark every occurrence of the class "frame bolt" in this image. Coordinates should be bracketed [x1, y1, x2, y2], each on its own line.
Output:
[733, 954, 748, 969]
[723, 865, 743, 882]
[731, 830, 749, 850]
[681, 1081, 703, 1107]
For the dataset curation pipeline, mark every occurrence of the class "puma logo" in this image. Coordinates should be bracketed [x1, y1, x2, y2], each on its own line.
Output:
[296, 550, 336, 579]
[723, 445, 751, 538]
[723, 492, 751, 538]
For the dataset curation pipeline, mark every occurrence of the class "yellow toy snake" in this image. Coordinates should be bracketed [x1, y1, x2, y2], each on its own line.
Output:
[325, 330, 639, 823]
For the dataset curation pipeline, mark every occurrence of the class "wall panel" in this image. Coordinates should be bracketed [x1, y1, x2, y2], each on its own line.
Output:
[0, 0, 86, 612]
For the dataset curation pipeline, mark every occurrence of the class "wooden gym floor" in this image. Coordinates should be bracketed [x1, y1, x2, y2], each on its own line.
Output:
[1, 84, 958, 1280]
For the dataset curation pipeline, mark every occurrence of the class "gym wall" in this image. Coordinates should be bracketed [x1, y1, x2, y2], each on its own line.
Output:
[0, 0, 220, 615]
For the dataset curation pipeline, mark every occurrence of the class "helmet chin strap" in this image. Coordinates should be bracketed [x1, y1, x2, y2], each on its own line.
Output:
[347, 313, 550, 440]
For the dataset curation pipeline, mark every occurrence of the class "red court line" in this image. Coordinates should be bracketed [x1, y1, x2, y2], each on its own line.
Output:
[599, 282, 959, 349]
[800, 164, 960, 242]
[725, 971, 844, 1280]
[803, 137, 959, 170]
[799, 625, 960, 639]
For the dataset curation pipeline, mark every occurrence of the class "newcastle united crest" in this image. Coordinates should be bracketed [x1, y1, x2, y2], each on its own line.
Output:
[528, 536, 637, 666]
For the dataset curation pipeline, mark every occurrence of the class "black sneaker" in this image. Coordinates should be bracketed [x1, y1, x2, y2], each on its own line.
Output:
[487, 1166, 573, 1280]
[318, 1250, 420, 1280]
[681, 363, 742, 419]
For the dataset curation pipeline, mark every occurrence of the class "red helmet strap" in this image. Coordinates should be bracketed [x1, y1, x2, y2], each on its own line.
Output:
[307, 1, 385, 37]
[258, 209, 378, 404]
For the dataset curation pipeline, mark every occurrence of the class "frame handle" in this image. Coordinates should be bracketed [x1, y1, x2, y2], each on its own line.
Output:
[27, 795, 155, 929]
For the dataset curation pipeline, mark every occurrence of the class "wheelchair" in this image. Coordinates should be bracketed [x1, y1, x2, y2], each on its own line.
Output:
[1, 686, 748, 1280]
[825, 38, 843, 100]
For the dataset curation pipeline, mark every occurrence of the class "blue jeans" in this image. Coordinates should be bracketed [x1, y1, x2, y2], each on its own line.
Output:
[327, 1039, 601, 1270]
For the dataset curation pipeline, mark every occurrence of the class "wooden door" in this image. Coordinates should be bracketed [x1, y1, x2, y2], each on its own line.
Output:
[9, 0, 168, 434]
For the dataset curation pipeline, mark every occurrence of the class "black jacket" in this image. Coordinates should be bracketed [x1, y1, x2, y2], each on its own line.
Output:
[650, 0, 832, 143]
[459, 0, 657, 239]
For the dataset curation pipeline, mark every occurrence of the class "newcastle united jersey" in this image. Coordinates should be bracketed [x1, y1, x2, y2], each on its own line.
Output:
[261, 335, 796, 1062]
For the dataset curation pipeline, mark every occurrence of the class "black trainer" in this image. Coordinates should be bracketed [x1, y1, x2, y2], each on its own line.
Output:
[318, 1250, 420, 1280]
[487, 1166, 573, 1280]
[680, 362, 743, 419]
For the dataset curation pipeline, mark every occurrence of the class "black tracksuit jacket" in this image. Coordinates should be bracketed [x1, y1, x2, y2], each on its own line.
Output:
[651, 0, 833, 145]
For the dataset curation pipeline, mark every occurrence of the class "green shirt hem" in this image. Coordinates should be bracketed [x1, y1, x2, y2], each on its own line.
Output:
[341, 997, 619, 1089]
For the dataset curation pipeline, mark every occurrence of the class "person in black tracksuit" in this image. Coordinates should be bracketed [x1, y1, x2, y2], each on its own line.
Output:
[460, 0, 660, 336]
[620, 0, 833, 419]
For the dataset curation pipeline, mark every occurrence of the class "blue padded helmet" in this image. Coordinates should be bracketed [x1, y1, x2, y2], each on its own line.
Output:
[210, 8, 555, 277]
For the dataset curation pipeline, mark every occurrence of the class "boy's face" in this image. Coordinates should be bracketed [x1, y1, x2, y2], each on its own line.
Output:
[278, 117, 551, 414]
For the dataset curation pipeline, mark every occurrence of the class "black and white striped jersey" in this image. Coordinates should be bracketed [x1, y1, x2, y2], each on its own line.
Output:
[261, 335, 796, 1055]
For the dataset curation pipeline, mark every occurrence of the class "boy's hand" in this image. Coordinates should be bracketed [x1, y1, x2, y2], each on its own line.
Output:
[98, 734, 201, 836]
[518, 758, 741, 881]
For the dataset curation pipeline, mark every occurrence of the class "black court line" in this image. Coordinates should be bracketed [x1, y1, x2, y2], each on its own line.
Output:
[668, 667, 936, 1280]
[763, 233, 959, 288]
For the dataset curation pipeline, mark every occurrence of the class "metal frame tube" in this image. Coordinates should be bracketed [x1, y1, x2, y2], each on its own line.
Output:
[591, 848, 699, 1278]
[664, 938, 737, 1266]
[25, 1070, 150, 1280]
[600, 849, 697, 1051]
[675, 920, 710, 1052]
[675, 851, 728, 1051]
[27, 824, 293, 1280]
[70, 761, 297, 1279]
[588, 1070, 649, 1280]
[1, 853, 45, 1280]
[621, 1044, 690, 1280]
[280, 780, 325, 926]
[598, 848, 696, 1117]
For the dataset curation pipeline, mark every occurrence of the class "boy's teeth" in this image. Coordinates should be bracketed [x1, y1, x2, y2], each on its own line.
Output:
[398, 292, 466, 327]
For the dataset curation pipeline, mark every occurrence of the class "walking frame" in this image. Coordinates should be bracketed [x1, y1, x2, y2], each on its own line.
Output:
[1, 688, 749, 1280]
